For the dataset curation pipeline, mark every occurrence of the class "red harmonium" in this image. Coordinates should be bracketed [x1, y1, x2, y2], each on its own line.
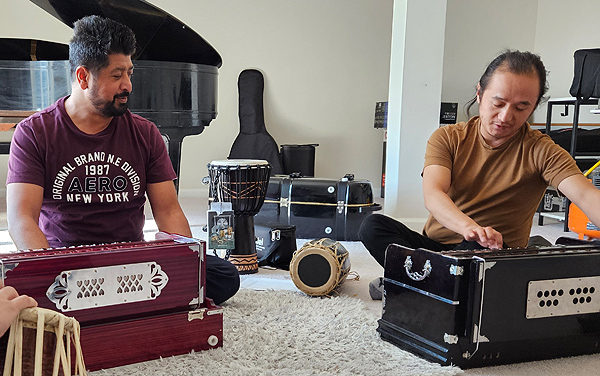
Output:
[0, 235, 223, 371]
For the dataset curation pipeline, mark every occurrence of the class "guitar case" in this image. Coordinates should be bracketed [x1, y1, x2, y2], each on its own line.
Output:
[228, 69, 283, 174]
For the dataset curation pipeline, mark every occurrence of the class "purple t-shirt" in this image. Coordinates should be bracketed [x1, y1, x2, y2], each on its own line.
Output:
[7, 97, 176, 247]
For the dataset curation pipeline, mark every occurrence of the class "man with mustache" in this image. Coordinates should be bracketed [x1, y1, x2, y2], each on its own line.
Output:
[5, 15, 239, 305]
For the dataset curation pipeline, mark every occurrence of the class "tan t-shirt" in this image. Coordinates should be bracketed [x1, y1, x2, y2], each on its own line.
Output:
[423, 116, 581, 248]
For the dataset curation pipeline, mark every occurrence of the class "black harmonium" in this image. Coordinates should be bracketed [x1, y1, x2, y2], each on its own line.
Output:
[254, 174, 381, 241]
[378, 243, 600, 368]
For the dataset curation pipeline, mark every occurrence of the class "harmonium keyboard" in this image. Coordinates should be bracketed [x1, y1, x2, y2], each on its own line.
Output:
[0, 234, 223, 371]
[378, 242, 600, 368]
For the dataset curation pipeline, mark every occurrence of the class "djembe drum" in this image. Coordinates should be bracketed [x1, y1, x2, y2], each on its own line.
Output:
[2, 307, 86, 376]
[290, 238, 351, 296]
[207, 159, 271, 274]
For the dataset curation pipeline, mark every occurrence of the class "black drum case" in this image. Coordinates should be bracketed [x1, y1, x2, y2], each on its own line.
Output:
[254, 174, 382, 241]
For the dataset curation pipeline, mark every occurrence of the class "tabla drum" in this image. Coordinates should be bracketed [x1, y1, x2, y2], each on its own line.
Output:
[207, 159, 271, 274]
[290, 238, 351, 296]
[2, 307, 86, 376]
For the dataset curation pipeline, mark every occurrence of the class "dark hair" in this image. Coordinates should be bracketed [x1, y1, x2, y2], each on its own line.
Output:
[69, 15, 137, 77]
[465, 49, 548, 117]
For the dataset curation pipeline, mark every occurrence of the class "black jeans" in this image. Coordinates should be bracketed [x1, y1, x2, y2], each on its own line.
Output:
[206, 254, 240, 305]
[358, 214, 487, 268]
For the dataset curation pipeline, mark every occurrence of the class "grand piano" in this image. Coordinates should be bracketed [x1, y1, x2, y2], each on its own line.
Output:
[0, 0, 221, 191]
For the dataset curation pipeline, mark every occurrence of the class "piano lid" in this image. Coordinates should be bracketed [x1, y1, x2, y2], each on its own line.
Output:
[30, 0, 222, 67]
[0, 38, 69, 61]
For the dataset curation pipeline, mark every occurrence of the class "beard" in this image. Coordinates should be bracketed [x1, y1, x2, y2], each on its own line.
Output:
[90, 86, 130, 117]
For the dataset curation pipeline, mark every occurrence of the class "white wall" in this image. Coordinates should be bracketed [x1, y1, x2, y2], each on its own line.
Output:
[533, 0, 600, 125]
[441, 0, 539, 123]
[383, 0, 446, 221]
[0, 0, 394, 197]
[0, 0, 72, 40]
[148, 0, 394, 195]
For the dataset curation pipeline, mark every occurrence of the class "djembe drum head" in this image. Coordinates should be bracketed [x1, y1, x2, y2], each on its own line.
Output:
[207, 159, 271, 215]
[290, 238, 351, 296]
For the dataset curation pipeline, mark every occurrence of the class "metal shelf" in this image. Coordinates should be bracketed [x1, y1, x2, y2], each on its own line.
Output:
[542, 97, 599, 231]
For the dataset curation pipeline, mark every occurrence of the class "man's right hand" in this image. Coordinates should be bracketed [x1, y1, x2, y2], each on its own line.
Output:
[423, 165, 504, 250]
[6, 183, 50, 250]
[463, 225, 503, 249]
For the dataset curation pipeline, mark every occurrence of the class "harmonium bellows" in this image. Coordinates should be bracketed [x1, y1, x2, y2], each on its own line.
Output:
[0, 236, 223, 371]
[0, 0, 222, 188]
[379, 243, 600, 368]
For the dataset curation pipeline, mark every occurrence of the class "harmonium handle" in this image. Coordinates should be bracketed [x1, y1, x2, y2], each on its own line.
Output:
[404, 256, 432, 281]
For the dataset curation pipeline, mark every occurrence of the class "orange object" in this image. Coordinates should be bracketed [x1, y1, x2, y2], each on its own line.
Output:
[568, 202, 600, 239]
[0, 123, 17, 131]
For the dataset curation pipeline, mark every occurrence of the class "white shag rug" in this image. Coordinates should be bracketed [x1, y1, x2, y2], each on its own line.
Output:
[90, 289, 461, 376]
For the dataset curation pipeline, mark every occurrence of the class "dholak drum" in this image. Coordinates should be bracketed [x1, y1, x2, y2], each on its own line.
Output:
[2, 307, 86, 376]
[207, 159, 271, 274]
[290, 238, 351, 296]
